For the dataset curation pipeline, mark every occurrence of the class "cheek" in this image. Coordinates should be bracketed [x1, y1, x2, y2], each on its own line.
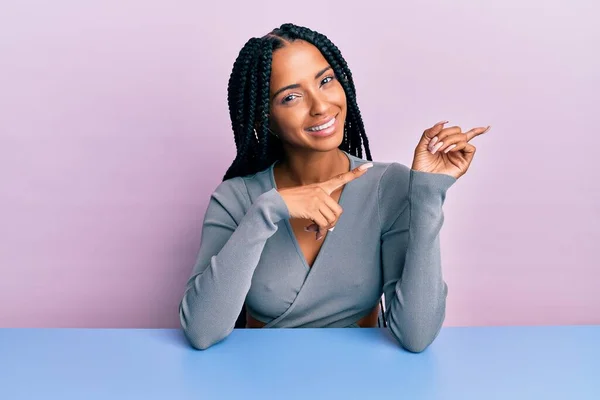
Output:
[329, 85, 347, 109]
[271, 106, 308, 131]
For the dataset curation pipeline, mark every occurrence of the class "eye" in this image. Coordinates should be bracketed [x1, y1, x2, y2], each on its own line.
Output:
[321, 75, 335, 85]
[282, 94, 299, 104]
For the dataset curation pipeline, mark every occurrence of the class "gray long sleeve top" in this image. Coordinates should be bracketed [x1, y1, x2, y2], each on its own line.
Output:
[179, 152, 456, 352]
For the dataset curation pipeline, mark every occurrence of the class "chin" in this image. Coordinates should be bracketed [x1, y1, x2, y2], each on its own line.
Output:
[307, 131, 344, 153]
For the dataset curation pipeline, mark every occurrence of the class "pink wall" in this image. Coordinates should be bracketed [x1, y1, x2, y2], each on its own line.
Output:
[1, 1, 598, 328]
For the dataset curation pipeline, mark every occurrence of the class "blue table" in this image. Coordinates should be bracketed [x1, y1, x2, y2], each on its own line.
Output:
[0, 326, 598, 399]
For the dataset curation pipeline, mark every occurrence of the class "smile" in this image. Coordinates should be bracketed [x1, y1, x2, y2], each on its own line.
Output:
[306, 116, 336, 132]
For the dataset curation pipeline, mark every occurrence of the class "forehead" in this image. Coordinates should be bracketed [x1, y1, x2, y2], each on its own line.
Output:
[270, 40, 329, 88]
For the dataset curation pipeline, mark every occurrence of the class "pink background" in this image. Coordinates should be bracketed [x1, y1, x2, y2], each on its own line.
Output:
[1, 1, 598, 328]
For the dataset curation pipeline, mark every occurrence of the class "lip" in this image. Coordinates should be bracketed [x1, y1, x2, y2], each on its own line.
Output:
[305, 115, 338, 138]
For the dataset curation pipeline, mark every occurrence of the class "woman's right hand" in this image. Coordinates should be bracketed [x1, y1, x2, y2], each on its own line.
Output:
[278, 162, 373, 240]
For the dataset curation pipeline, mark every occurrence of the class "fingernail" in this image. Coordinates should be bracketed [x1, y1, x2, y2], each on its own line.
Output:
[429, 136, 439, 148]
[431, 142, 444, 154]
[436, 120, 449, 125]
[358, 162, 373, 171]
[444, 144, 457, 153]
[484, 125, 491, 133]
[316, 233, 324, 241]
[328, 227, 335, 232]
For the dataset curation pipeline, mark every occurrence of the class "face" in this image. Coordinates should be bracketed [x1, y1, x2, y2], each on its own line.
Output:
[268, 40, 347, 153]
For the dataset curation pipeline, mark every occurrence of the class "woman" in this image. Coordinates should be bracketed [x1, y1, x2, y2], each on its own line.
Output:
[179, 23, 489, 352]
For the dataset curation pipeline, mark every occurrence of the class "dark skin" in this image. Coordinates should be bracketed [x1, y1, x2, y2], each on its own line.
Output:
[246, 39, 490, 329]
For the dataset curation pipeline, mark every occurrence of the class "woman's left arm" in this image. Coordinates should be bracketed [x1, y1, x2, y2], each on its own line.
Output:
[380, 121, 490, 353]
[379, 165, 454, 353]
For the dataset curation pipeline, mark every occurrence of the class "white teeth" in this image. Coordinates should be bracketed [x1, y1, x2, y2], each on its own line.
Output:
[307, 117, 335, 132]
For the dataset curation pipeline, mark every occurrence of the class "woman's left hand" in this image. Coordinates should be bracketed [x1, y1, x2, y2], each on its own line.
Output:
[411, 121, 490, 179]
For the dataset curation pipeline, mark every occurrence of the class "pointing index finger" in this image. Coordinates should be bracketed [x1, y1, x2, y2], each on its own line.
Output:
[321, 162, 373, 194]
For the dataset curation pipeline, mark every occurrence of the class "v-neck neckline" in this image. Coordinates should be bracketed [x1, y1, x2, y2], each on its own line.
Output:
[268, 151, 355, 271]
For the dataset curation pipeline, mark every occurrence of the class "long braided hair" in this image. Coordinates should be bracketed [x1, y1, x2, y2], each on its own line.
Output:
[223, 23, 372, 181]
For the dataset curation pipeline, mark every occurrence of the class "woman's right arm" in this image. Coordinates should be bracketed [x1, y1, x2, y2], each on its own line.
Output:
[179, 178, 290, 350]
[180, 164, 372, 350]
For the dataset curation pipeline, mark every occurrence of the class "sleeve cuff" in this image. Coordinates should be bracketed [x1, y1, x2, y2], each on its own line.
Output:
[253, 188, 290, 223]
[409, 169, 456, 203]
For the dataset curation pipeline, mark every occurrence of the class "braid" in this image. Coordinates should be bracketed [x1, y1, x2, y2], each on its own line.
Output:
[223, 24, 372, 181]
[258, 40, 275, 166]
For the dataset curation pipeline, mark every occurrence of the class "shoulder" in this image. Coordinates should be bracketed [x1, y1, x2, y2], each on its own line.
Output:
[378, 161, 412, 186]
[374, 162, 412, 208]
[347, 155, 413, 227]
[209, 176, 249, 213]
[348, 154, 411, 194]
[211, 166, 273, 210]
[349, 155, 411, 205]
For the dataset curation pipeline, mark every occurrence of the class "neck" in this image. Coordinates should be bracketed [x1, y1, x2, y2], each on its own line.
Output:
[277, 149, 349, 187]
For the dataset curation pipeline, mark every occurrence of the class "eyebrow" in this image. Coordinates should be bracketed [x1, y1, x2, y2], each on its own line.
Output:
[271, 66, 332, 100]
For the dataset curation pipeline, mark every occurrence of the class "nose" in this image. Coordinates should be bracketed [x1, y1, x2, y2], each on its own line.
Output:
[309, 90, 328, 116]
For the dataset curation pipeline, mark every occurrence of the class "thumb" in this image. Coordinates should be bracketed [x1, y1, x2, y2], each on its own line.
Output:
[304, 223, 319, 232]
[305, 223, 335, 233]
